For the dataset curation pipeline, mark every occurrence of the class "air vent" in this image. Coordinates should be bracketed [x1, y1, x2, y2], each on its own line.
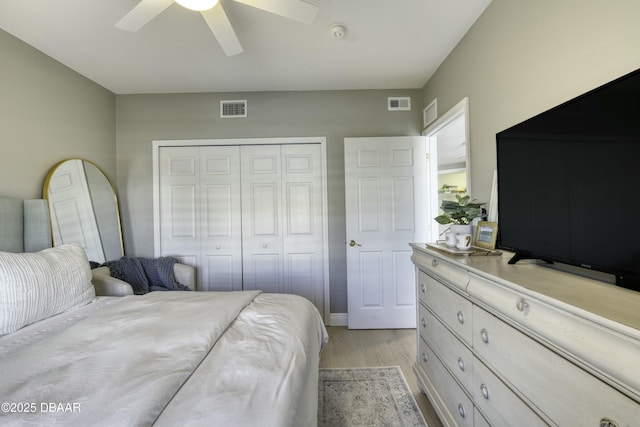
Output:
[220, 100, 247, 118]
[423, 98, 438, 127]
[388, 97, 411, 111]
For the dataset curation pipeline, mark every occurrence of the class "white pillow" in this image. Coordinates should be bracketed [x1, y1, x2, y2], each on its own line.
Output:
[0, 243, 96, 335]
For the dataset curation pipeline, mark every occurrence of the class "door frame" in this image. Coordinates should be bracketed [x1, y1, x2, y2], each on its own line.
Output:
[423, 97, 471, 242]
[152, 137, 330, 321]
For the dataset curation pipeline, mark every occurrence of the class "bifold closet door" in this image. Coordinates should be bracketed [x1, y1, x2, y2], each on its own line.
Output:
[240, 145, 283, 293]
[158, 145, 243, 291]
[158, 143, 324, 314]
[240, 144, 324, 312]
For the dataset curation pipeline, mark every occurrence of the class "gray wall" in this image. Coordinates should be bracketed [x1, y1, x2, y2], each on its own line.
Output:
[116, 90, 421, 313]
[6, 0, 640, 316]
[0, 30, 116, 199]
[422, 0, 640, 205]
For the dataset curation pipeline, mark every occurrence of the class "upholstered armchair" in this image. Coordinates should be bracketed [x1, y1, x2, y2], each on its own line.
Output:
[91, 263, 196, 295]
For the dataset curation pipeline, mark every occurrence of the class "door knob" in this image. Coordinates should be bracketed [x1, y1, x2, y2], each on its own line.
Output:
[348, 240, 362, 247]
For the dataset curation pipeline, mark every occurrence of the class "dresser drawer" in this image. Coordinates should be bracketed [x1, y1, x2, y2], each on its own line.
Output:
[473, 305, 640, 426]
[416, 253, 469, 292]
[473, 408, 491, 427]
[472, 356, 549, 426]
[419, 304, 473, 392]
[418, 338, 473, 427]
[418, 270, 473, 345]
[468, 272, 640, 397]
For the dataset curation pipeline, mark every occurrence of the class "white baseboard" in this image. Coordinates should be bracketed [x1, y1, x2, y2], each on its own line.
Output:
[328, 313, 347, 327]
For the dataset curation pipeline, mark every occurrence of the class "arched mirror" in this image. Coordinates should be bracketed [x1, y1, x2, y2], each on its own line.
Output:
[43, 159, 124, 264]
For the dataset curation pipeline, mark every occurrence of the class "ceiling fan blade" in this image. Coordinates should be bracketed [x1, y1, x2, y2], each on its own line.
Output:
[201, 3, 243, 56]
[115, 0, 175, 32]
[234, 0, 318, 24]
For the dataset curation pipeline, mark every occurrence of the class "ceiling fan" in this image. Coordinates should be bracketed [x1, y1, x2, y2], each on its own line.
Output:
[115, 0, 319, 56]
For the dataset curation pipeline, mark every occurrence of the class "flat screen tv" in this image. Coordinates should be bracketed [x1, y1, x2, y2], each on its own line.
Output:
[496, 68, 640, 291]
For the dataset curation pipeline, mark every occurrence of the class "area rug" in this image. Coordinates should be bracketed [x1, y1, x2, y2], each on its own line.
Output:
[318, 366, 428, 427]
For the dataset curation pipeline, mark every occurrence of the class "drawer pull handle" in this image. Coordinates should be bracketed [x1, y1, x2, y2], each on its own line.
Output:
[431, 259, 438, 268]
[480, 384, 490, 400]
[457, 357, 465, 371]
[421, 318, 427, 328]
[516, 298, 529, 312]
[420, 283, 426, 293]
[457, 403, 466, 418]
[422, 352, 428, 363]
[456, 311, 465, 324]
[599, 418, 620, 427]
[480, 328, 489, 344]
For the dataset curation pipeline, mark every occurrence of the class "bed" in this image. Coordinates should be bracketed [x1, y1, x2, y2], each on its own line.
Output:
[0, 198, 328, 427]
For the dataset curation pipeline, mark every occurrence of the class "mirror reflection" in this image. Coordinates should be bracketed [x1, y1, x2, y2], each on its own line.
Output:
[425, 97, 471, 238]
[44, 159, 124, 263]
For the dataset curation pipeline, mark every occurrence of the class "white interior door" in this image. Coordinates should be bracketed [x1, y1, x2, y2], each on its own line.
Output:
[345, 136, 430, 329]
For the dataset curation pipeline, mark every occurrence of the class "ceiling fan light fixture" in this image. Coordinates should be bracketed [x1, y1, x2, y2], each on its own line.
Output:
[176, 0, 219, 11]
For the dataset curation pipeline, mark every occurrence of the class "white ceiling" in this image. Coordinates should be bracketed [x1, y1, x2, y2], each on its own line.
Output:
[0, 0, 491, 94]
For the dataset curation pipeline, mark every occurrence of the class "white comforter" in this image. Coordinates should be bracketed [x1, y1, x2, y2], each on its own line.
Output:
[0, 291, 327, 427]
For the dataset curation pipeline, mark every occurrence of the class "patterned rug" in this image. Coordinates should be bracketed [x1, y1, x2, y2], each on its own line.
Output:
[318, 366, 428, 427]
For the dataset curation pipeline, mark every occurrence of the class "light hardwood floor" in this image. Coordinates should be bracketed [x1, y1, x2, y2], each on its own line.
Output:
[319, 326, 444, 427]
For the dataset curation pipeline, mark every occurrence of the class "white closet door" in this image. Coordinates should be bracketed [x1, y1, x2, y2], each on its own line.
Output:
[199, 146, 242, 291]
[158, 146, 242, 291]
[281, 144, 324, 312]
[157, 142, 325, 316]
[240, 145, 284, 293]
[158, 146, 201, 275]
[240, 144, 324, 315]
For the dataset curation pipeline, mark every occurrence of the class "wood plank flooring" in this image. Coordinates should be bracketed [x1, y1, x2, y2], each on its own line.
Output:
[319, 326, 444, 427]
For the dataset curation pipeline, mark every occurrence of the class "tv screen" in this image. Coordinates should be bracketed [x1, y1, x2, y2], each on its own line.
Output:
[496, 68, 640, 290]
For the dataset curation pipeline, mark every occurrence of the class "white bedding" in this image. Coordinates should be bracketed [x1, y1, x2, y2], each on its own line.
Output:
[0, 291, 328, 427]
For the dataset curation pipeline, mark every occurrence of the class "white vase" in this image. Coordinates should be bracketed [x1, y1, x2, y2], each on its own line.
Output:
[450, 224, 472, 236]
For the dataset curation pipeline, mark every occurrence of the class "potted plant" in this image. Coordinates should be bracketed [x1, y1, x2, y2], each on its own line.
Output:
[435, 195, 484, 245]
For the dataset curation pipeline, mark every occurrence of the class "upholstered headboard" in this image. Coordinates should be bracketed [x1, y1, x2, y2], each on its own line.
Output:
[0, 197, 52, 253]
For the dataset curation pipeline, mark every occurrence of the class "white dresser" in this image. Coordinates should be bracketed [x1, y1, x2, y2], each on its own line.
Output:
[411, 243, 640, 427]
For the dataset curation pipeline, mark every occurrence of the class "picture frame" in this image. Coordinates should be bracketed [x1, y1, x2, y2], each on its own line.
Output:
[474, 221, 498, 250]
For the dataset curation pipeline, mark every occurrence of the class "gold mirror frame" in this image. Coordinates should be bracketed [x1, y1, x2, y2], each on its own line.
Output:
[43, 159, 124, 263]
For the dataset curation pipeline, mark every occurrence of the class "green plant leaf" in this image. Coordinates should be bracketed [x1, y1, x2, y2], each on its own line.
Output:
[456, 194, 471, 205]
[434, 214, 452, 224]
[434, 195, 485, 225]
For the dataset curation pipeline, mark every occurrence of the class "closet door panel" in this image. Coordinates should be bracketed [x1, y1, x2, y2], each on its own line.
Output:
[241, 145, 284, 292]
[286, 253, 315, 299]
[286, 183, 313, 235]
[250, 183, 279, 236]
[158, 146, 201, 273]
[199, 146, 242, 291]
[246, 254, 282, 293]
[203, 255, 235, 291]
[282, 144, 324, 313]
